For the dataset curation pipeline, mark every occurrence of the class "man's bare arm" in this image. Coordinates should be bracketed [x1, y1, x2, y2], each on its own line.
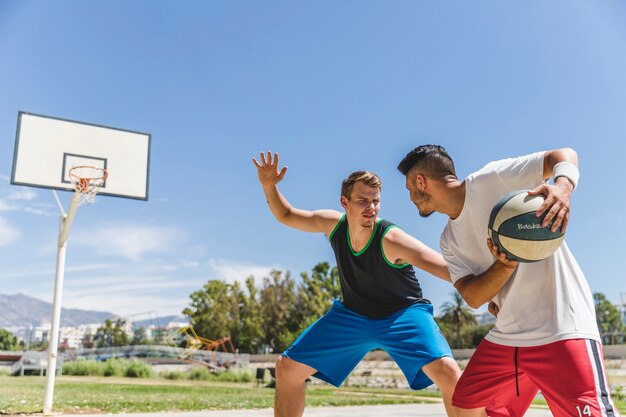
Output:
[453, 238, 518, 309]
[382, 227, 451, 282]
[253, 151, 340, 235]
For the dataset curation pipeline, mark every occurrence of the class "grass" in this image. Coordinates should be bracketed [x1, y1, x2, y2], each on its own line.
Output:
[0, 375, 439, 414]
[0, 375, 623, 415]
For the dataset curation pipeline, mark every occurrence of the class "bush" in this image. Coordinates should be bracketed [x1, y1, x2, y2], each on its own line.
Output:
[162, 366, 254, 382]
[214, 367, 253, 383]
[63, 358, 154, 378]
[124, 360, 155, 378]
[187, 367, 212, 381]
[103, 359, 125, 377]
[63, 359, 104, 376]
[161, 371, 185, 380]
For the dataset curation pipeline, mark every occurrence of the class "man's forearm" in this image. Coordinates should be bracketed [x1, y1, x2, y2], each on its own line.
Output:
[262, 185, 292, 223]
[454, 262, 516, 308]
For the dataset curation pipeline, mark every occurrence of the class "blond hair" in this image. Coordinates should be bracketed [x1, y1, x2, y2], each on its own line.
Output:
[341, 171, 382, 199]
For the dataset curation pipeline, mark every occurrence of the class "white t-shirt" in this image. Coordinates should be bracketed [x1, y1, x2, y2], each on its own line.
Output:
[440, 151, 600, 347]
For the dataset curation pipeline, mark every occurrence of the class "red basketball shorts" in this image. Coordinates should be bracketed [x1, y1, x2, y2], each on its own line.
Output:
[452, 339, 620, 417]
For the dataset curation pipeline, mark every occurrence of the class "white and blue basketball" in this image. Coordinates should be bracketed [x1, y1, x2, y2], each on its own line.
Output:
[488, 190, 565, 263]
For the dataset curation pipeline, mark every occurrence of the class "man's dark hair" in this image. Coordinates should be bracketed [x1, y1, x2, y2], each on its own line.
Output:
[397, 144, 457, 180]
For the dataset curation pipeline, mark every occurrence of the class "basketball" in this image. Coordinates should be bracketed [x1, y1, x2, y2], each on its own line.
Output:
[488, 190, 565, 262]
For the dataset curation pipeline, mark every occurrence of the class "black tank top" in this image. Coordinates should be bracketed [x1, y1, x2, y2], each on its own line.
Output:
[329, 214, 429, 318]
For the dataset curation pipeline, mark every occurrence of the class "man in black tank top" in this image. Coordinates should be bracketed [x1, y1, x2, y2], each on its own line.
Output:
[253, 151, 461, 417]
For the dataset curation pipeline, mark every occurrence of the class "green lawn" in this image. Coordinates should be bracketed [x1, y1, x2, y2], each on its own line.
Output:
[0, 375, 623, 415]
[0, 376, 440, 414]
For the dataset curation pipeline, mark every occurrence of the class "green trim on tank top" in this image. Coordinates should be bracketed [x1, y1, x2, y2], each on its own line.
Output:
[380, 225, 410, 268]
[328, 213, 345, 241]
[347, 218, 382, 256]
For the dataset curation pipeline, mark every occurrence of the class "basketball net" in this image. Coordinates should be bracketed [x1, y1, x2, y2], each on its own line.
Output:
[68, 166, 108, 206]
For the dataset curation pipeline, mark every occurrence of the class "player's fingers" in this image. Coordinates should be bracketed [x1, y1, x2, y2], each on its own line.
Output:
[266, 151, 273, 166]
[252, 158, 261, 168]
[274, 152, 280, 168]
[561, 211, 569, 233]
[278, 166, 288, 180]
[550, 209, 564, 232]
[527, 184, 547, 196]
[260, 152, 267, 165]
[542, 202, 561, 228]
[536, 195, 555, 217]
[486, 238, 499, 257]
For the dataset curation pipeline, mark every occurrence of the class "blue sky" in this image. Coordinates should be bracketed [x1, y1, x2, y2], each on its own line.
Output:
[1, 1, 625, 320]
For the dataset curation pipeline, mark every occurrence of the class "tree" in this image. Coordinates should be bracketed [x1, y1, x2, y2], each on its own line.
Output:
[259, 269, 298, 352]
[294, 262, 342, 330]
[594, 292, 625, 345]
[439, 291, 477, 349]
[239, 276, 264, 353]
[0, 328, 19, 351]
[465, 324, 495, 348]
[131, 327, 149, 345]
[95, 319, 129, 347]
[183, 279, 243, 345]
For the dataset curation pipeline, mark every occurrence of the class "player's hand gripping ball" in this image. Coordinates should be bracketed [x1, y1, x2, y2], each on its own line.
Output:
[488, 190, 565, 262]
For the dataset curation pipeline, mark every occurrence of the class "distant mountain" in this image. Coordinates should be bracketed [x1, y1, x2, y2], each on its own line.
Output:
[0, 293, 115, 328]
[0, 293, 189, 332]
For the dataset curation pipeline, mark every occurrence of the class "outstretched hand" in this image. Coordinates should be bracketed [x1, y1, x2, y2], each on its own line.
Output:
[527, 181, 572, 233]
[252, 151, 288, 187]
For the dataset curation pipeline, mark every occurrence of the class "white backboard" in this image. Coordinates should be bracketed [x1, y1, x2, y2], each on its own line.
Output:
[11, 112, 151, 200]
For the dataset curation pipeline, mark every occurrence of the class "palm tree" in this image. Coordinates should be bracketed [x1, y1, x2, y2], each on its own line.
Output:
[439, 291, 476, 349]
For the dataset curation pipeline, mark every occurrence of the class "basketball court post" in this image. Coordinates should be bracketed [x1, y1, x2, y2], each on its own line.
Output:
[43, 191, 80, 413]
[10, 112, 151, 415]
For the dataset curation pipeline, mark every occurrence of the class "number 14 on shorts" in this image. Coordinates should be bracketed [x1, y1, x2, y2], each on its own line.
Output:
[576, 404, 592, 417]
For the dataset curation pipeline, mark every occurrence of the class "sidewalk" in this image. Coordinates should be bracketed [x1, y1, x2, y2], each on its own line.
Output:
[60, 403, 554, 417]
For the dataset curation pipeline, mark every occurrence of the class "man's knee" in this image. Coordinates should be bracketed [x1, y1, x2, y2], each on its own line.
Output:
[425, 357, 462, 391]
[275, 356, 316, 382]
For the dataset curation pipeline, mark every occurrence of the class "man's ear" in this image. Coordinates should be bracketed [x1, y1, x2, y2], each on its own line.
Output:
[340, 196, 349, 210]
[415, 174, 427, 191]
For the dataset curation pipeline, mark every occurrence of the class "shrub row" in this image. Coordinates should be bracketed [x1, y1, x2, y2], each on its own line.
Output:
[63, 359, 155, 378]
[160, 367, 253, 382]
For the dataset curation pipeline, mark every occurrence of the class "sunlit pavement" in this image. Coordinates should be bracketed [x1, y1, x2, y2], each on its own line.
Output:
[59, 403, 553, 417]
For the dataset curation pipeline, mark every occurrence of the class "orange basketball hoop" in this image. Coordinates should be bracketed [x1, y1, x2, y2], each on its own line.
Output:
[68, 166, 108, 206]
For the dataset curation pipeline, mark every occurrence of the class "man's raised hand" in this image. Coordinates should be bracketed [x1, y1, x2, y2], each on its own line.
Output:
[253, 151, 288, 187]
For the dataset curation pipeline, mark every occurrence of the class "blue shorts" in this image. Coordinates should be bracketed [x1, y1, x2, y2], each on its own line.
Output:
[282, 299, 452, 390]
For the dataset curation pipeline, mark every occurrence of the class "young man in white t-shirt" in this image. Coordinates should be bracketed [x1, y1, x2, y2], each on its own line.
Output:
[397, 145, 620, 417]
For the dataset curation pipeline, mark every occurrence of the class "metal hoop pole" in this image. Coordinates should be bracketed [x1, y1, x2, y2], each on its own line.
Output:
[43, 191, 80, 414]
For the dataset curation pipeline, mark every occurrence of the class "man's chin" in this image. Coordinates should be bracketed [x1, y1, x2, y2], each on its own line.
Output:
[419, 210, 433, 218]
[360, 217, 376, 227]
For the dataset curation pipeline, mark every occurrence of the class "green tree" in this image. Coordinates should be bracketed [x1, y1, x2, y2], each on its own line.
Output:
[439, 291, 477, 349]
[259, 269, 298, 352]
[0, 328, 19, 350]
[464, 323, 495, 348]
[594, 292, 625, 345]
[183, 279, 243, 346]
[294, 262, 342, 330]
[95, 319, 129, 347]
[239, 276, 264, 353]
[227, 280, 244, 347]
[297, 262, 341, 330]
[130, 327, 149, 345]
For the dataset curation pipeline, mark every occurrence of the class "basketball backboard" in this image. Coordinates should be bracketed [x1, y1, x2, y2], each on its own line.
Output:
[11, 111, 151, 200]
